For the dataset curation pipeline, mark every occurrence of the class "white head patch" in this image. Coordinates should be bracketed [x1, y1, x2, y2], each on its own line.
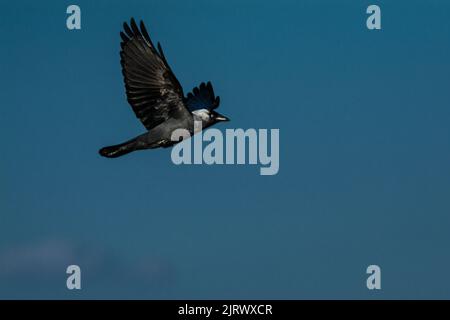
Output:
[192, 109, 211, 121]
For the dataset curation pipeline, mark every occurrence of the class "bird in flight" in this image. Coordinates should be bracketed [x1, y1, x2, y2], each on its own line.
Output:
[99, 18, 229, 158]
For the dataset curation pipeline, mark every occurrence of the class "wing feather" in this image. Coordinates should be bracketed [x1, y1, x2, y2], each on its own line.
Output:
[120, 18, 190, 130]
[185, 81, 221, 111]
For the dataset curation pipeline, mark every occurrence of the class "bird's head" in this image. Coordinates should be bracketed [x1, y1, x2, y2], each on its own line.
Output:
[193, 109, 230, 128]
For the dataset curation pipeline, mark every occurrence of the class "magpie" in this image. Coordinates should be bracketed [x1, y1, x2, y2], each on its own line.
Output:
[99, 18, 229, 158]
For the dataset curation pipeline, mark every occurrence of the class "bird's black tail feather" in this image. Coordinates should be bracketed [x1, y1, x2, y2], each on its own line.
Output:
[99, 138, 138, 158]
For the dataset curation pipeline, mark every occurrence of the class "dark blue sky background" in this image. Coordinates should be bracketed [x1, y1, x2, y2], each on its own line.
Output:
[1, 0, 450, 299]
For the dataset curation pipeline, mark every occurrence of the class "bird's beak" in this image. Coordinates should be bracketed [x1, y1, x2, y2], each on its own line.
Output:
[216, 115, 230, 122]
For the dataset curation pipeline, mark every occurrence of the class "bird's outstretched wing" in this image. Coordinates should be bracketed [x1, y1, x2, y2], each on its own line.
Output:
[120, 18, 191, 130]
[185, 82, 220, 112]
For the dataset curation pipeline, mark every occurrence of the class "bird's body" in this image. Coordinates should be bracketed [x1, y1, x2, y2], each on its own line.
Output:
[99, 18, 229, 158]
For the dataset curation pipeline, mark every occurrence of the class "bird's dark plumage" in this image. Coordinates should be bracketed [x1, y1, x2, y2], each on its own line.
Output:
[185, 81, 220, 112]
[99, 18, 229, 158]
[120, 18, 189, 131]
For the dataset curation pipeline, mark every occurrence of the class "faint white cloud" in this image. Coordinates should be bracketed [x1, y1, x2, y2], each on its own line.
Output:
[0, 239, 176, 298]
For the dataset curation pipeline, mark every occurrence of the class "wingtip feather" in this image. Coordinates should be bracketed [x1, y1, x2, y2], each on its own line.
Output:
[130, 18, 141, 37]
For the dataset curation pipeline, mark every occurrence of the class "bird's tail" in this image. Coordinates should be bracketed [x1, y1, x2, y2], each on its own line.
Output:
[99, 138, 139, 158]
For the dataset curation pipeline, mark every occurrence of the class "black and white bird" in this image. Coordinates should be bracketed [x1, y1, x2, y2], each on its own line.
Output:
[99, 18, 229, 158]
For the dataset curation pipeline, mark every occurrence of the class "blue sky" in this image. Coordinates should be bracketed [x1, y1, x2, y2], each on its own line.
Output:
[1, 0, 450, 298]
